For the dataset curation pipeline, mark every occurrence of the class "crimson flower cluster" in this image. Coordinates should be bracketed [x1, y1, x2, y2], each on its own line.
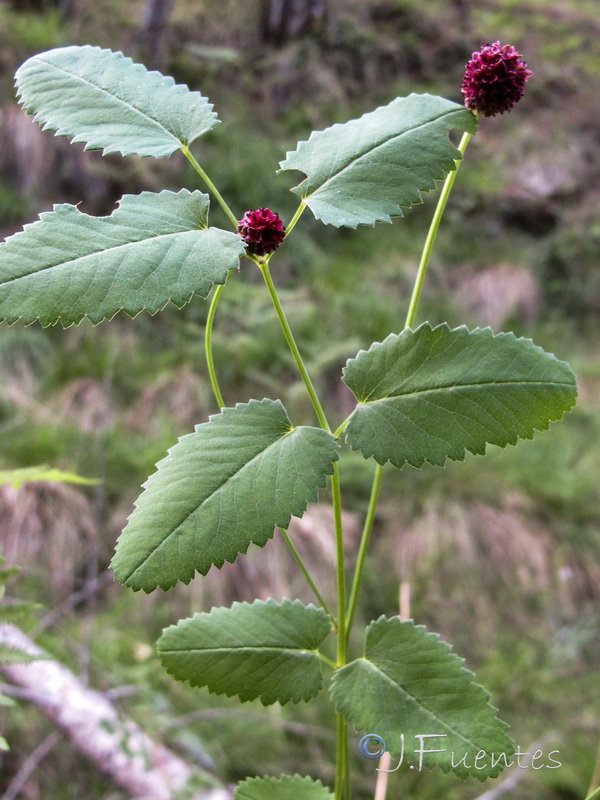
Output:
[237, 208, 286, 256]
[461, 42, 532, 117]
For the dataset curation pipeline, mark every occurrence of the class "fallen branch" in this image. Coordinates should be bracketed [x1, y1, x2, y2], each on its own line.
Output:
[0, 624, 231, 800]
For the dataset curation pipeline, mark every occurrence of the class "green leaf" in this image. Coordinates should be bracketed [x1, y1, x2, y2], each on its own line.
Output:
[0, 693, 16, 708]
[0, 567, 21, 583]
[0, 465, 99, 488]
[16, 45, 218, 158]
[158, 600, 331, 705]
[331, 617, 514, 780]
[0, 643, 39, 665]
[0, 190, 244, 327]
[279, 94, 477, 227]
[0, 602, 42, 624]
[112, 399, 339, 591]
[343, 323, 577, 469]
[235, 774, 334, 799]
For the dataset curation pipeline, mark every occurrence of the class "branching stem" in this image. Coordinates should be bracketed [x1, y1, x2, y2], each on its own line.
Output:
[279, 527, 336, 624]
[344, 130, 474, 691]
[181, 146, 239, 229]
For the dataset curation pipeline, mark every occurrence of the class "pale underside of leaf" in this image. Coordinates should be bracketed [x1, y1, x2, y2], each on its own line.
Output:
[331, 617, 514, 780]
[343, 323, 577, 468]
[279, 94, 477, 227]
[15, 45, 219, 157]
[158, 599, 332, 705]
[111, 399, 340, 591]
[0, 190, 244, 327]
[235, 774, 334, 799]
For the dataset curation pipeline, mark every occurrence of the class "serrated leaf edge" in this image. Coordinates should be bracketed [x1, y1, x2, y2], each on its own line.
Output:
[15, 45, 219, 158]
[235, 773, 333, 798]
[0, 190, 243, 328]
[158, 598, 331, 706]
[332, 616, 513, 778]
[114, 399, 339, 590]
[278, 95, 477, 227]
[342, 322, 578, 469]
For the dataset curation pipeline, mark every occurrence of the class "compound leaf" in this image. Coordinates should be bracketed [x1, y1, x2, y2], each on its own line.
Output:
[343, 323, 577, 469]
[158, 600, 331, 705]
[112, 398, 339, 591]
[16, 45, 218, 158]
[331, 617, 514, 780]
[235, 774, 334, 799]
[279, 94, 477, 227]
[0, 190, 244, 327]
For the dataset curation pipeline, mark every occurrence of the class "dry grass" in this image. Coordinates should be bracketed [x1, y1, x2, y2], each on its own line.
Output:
[452, 263, 541, 330]
[374, 491, 600, 645]
[0, 481, 97, 599]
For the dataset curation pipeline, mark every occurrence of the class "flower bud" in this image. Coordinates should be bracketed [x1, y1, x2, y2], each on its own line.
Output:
[461, 42, 532, 117]
[237, 208, 286, 256]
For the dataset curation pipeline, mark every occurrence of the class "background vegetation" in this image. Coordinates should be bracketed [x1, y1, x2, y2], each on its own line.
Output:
[0, 0, 598, 798]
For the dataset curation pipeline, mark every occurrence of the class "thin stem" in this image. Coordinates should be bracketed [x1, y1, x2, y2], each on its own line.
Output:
[318, 652, 338, 671]
[259, 260, 330, 431]
[284, 201, 307, 239]
[344, 129, 474, 667]
[278, 527, 336, 623]
[345, 462, 383, 640]
[181, 146, 239, 230]
[332, 460, 350, 800]
[333, 417, 350, 440]
[259, 253, 348, 796]
[335, 714, 349, 800]
[205, 282, 226, 408]
[404, 130, 472, 328]
[332, 465, 346, 651]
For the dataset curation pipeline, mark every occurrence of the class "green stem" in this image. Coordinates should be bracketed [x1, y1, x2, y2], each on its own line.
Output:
[344, 129, 474, 657]
[345, 462, 383, 639]
[335, 713, 349, 800]
[318, 652, 338, 670]
[258, 254, 348, 796]
[259, 260, 330, 431]
[333, 417, 350, 440]
[279, 527, 336, 624]
[404, 130, 472, 328]
[332, 460, 350, 800]
[181, 146, 239, 230]
[205, 282, 226, 408]
[586, 789, 600, 800]
[284, 201, 307, 239]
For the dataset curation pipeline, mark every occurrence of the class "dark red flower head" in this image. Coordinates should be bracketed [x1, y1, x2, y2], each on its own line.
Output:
[237, 208, 286, 256]
[461, 42, 532, 117]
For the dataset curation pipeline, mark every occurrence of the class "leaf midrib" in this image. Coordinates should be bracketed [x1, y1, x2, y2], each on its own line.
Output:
[0, 227, 207, 287]
[160, 645, 318, 655]
[30, 54, 183, 147]
[358, 378, 576, 405]
[301, 105, 462, 199]
[126, 424, 298, 580]
[358, 657, 495, 754]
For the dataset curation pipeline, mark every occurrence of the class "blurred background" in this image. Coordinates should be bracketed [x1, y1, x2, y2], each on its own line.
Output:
[0, 0, 599, 798]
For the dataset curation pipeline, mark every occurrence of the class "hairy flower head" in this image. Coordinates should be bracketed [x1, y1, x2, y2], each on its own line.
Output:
[461, 42, 532, 117]
[237, 208, 286, 256]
